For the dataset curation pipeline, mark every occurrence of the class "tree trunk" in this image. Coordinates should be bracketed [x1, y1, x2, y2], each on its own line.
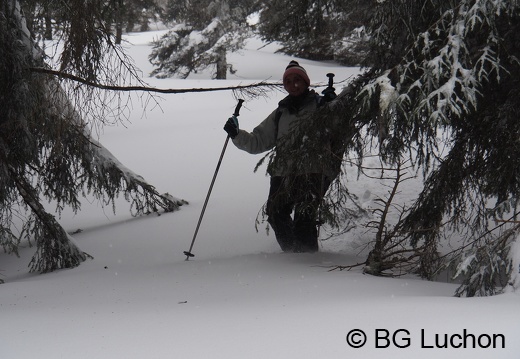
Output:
[44, 8, 52, 40]
[115, 0, 123, 44]
[215, 47, 227, 79]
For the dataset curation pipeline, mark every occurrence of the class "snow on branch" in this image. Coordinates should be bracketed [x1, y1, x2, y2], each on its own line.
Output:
[1, 0, 187, 274]
[375, 0, 515, 128]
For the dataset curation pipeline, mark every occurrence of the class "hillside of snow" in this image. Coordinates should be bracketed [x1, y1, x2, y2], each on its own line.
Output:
[1, 31, 518, 359]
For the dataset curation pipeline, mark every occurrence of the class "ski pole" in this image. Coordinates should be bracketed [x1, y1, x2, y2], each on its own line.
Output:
[183, 99, 244, 260]
[317, 73, 335, 242]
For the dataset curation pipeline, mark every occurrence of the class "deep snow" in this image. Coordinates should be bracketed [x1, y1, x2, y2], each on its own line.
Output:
[1, 30, 519, 359]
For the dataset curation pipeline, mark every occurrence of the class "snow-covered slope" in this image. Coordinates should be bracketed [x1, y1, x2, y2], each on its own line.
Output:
[1, 32, 518, 359]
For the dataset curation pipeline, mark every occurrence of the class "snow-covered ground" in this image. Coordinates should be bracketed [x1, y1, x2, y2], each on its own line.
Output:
[1, 31, 518, 359]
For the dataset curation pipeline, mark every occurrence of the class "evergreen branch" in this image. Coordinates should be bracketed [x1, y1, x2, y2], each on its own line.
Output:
[495, 219, 520, 224]
[326, 262, 366, 272]
[8, 164, 90, 273]
[437, 215, 520, 261]
[29, 67, 283, 94]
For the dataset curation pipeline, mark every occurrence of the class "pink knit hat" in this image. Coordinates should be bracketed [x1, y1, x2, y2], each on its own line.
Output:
[283, 60, 310, 87]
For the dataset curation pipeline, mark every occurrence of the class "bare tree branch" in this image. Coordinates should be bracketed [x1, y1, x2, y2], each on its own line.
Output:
[29, 67, 283, 94]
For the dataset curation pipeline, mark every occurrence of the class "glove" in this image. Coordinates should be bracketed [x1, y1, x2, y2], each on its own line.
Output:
[224, 116, 239, 139]
[321, 87, 337, 102]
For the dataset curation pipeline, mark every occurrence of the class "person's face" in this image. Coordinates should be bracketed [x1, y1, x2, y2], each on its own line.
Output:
[284, 74, 308, 97]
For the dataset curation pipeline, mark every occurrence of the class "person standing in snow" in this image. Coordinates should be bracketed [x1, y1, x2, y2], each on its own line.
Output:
[223, 60, 338, 253]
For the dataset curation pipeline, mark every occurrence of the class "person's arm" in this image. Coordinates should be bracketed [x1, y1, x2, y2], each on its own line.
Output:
[232, 109, 279, 154]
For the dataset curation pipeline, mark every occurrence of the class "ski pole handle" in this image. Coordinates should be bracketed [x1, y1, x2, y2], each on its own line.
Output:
[326, 73, 335, 88]
[233, 99, 245, 117]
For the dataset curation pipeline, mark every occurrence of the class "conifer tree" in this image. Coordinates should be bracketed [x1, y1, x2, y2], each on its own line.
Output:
[257, 0, 370, 65]
[271, 0, 520, 296]
[20, 0, 163, 44]
[149, 0, 256, 79]
[1, 0, 185, 277]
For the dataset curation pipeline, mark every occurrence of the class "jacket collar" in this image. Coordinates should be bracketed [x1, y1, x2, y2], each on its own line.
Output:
[278, 89, 317, 113]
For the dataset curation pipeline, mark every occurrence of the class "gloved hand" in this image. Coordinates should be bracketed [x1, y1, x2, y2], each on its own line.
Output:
[224, 116, 239, 139]
[321, 86, 337, 102]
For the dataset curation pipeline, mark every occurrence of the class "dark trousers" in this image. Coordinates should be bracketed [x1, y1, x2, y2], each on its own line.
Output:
[266, 174, 330, 252]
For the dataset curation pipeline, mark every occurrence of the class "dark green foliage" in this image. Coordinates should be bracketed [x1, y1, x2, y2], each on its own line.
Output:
[258, 0, 334, 60]
[20, 0, 163, 45]
[1, 1, 186, 275]
[257, 0, 371, 65]
[150, 0, 256, 79]
[269, 0, 520, 295]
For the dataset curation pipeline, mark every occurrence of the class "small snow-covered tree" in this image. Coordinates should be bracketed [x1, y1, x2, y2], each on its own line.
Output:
[1, 0, 186, 278]
[149, 0, 255, 79]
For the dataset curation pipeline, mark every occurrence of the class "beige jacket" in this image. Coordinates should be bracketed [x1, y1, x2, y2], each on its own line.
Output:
[232, 90, 338, 178]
